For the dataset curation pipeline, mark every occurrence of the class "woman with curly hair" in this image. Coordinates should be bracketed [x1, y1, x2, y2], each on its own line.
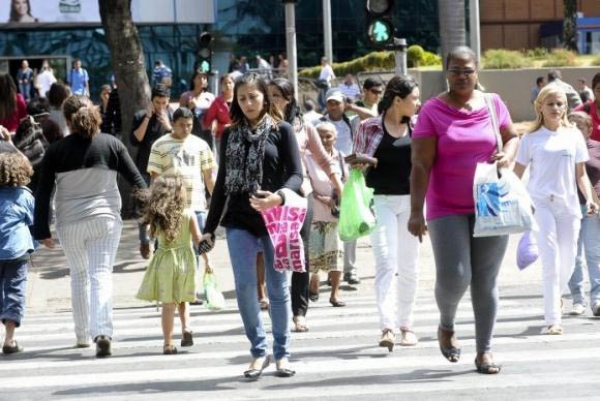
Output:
[136, 175, 205, 355]
[0, 152, 34, 354]
[34, 96, 147, 357]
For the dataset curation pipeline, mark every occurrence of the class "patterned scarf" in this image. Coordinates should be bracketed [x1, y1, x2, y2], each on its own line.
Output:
[224, 114, 276, 195]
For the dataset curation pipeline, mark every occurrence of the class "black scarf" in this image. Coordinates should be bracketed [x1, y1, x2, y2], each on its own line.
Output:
[224, 114, 276, 195]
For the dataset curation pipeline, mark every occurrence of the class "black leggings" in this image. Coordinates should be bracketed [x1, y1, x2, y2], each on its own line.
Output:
[292, 194, 314, 317]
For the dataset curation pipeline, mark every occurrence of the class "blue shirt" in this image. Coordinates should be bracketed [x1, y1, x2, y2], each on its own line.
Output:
[69, 68, 89, 96]
[152, 65, 172, 86]
[0, 187, 35, 260]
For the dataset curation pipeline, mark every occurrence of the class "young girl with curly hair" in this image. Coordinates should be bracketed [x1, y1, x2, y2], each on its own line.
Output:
[136, 175, 206, 355]
[0, 152, 34, 355]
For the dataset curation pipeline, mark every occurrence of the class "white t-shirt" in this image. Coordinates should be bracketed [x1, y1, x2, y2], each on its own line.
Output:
[36, 70, 57, 98]
[331, 119, 353, 156]
[319, 64, 335, 83]
[515, 126, 589, 215]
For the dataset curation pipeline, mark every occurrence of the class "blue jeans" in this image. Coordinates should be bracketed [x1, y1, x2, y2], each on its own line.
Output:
[137, 173, 152, 245]
[0, 256, 29, 327]
[226, 228, 291, 361]
[568, 208, 600, 306]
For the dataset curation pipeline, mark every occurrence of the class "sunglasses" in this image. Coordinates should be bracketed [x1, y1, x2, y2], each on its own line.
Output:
[448, 68, 476, 77]
[369, 88, 383, 95]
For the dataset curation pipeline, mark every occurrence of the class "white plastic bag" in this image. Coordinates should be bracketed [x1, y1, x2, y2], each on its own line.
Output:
[473, 163, 536, 237]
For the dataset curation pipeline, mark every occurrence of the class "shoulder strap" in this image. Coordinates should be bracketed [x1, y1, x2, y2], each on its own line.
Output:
[484, 93, 502, 153]
[584, 102, 591, 114]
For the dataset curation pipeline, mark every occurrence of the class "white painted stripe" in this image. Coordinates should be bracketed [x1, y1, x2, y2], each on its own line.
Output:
[11, 308, 554, 343]
[1, 331, 598, 373]
[1, 346, 599, 390]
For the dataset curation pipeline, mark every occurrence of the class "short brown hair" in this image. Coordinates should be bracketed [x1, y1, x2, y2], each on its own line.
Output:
[62, 96, 102, 139]
[0, 153, 33, 187]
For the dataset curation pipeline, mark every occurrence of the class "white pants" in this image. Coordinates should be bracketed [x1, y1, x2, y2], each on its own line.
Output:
[534, 201, 581, 326]
[370, 195, 420, 331]
[57, 217, 122, 343]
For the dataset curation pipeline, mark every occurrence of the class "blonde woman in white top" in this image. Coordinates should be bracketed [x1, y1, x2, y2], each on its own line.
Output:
[513, 85, 598, 335]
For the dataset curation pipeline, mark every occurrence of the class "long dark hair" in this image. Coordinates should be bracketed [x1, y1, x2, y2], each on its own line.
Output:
[10, 0, 33, 22]
[378, 75, 419, 120]
[269, 77, 301, 125]
[0, 74, 17, 120]
[189, 70, 208, 92]
[229, 72, 282, 127]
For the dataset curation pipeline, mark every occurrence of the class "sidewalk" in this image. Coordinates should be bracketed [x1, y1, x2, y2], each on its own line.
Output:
[27, 219, 542, 314]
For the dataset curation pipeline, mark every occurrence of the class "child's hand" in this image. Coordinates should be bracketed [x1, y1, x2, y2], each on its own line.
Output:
[198, 233, 215, 255]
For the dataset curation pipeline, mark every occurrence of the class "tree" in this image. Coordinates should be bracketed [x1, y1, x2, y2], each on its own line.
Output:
[563, 0, 578, 52]
[437, 0, 466, 67]
[99, 0, 150, 217]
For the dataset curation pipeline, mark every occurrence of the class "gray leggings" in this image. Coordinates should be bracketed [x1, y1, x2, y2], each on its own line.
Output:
[428, 214, 509, 352]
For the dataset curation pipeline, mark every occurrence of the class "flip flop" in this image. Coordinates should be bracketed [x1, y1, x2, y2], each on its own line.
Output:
[163, 344, 178, 355]
[244, 355, 271, 380]
[275, 359, 296, 377]
[2, 341, 23, 355]
[438, 326, 460, 363]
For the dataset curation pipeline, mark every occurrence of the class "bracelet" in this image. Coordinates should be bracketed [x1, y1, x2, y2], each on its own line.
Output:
[276, 190, 286, 206]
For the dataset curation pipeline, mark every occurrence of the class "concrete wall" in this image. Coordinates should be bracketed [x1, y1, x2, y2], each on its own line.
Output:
[412, 67, 600, 122]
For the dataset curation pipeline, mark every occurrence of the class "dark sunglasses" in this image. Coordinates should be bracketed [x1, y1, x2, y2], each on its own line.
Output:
[448, 68, 476, 77]
[369, 88, 383, 95]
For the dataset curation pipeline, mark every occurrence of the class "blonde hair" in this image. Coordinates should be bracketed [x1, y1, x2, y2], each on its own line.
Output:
[0, 153, 33, 187]
[528, 85, 571, 134]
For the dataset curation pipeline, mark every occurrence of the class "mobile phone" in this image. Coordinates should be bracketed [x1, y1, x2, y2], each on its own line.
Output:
[252, 191, 268, 199]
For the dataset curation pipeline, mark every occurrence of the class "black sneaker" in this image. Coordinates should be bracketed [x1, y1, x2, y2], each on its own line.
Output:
[95, 335, 112, 358]
[344, 272, 360, 285]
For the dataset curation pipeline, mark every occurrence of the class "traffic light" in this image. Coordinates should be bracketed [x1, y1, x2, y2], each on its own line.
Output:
[197, 32, 213, 73]
[365, 0, 395, 48]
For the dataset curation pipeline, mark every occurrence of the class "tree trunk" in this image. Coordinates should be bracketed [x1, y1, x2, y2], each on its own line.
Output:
[99, 0, 150, 218]
[438, 0, 467, 67]
[563, 0, 578, 52]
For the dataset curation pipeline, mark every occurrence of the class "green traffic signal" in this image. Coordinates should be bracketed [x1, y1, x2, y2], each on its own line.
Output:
[368, 19, 392, 44]
[200, 60, 211, 73]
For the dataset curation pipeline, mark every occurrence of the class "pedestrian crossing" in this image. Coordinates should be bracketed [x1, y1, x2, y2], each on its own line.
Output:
[1, 291, 599, 400]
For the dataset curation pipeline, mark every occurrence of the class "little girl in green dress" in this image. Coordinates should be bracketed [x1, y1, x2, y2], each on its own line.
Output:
[136, 175, 209, 354]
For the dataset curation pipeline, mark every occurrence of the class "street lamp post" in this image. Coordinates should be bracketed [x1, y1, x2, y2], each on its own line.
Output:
[283, 0, 298, 97]
[323, 0, 333, 63]
[469, 0, 481, 63]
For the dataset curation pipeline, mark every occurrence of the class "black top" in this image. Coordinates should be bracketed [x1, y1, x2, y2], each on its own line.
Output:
[130, 109, 173, 172]
[101, 89, 122, 136]
[34, 133, 147, 239]
[366, 124, 412, 195]
[204, 121, 303, 237]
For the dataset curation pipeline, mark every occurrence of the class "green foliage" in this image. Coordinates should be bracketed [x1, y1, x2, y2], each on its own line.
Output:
[592, 54, 600, 67]
[525, 47, 549, 60]
[422, 51, 442, 66]
[542, 49, 579, 67]
[299, 51, 395, 78]
[482, 49, 533, 69]
[407, 45, 425, 67]
[299, 49, 441, 78]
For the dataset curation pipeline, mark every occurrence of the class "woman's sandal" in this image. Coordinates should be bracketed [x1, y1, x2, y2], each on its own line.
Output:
[163, 344, 178, 355]
[329, 298, 346, 307]
[379, 329, 395, 352]
[181, 330, 194, 347]
[292, 316, 309, 332]
[244, 355, 271, 380]
[309, 291, 319, 302]
[475, 356, 501, 374]
[438, 326, 461, 363]
[399, 329, 419, 346]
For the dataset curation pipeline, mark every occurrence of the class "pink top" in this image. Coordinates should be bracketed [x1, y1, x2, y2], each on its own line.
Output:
[305, 149, 347, 222]
[412, 93, 512, 220]
[573, 102, 600, 141]
[0, 94, 27, 133]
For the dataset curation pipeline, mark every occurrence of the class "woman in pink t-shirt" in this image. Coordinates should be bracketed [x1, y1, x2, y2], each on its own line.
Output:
[408, 46, 519, 374]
